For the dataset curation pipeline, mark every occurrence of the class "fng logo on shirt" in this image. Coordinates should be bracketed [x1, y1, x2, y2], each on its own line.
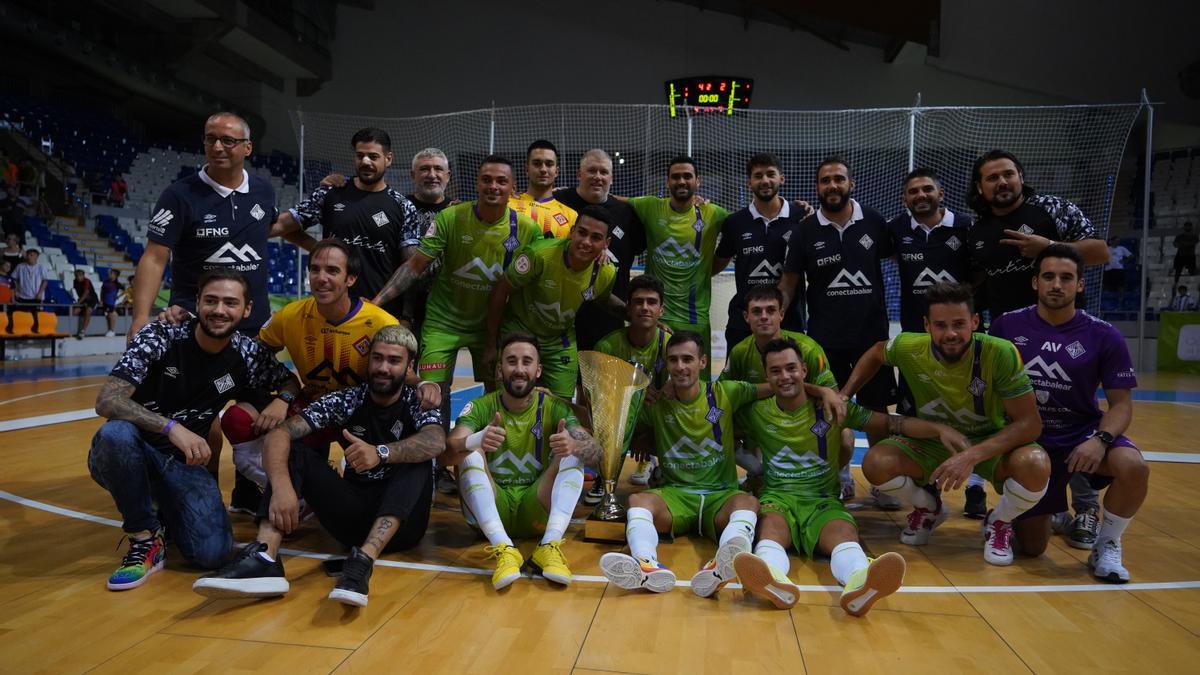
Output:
[205, 243, 262, 264]
[453, 258, 505, 282]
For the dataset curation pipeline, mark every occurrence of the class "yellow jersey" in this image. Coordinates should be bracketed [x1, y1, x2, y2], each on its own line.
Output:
[258, 296, 399, 398]
[509, 192, 578, 238]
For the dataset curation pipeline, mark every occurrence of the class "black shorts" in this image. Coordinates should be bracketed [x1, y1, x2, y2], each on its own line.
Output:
[826, 346, 896, 410]
[1018, 435, 1138, 520]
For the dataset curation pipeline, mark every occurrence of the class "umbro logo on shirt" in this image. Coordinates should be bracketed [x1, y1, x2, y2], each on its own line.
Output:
[333, 203, 346, 212]
[742, 231, 754, 240]
[203, 214, 218, 224]
[165, 367, 179, 378]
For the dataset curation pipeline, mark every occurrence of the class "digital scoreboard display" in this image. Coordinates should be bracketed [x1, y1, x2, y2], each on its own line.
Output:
[665, 76, 753, 117]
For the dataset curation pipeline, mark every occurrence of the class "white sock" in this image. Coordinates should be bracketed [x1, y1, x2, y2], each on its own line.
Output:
[718, 510, 757, 548]
[1096, 511, 1132, 544]
[875, 475, 937, 511]
[754, 539, 790, 575]
[541, 455, 584, 544]
[231, 439, 267, 487]
[458, 452, 513, 547]
[992, 478, 1047, 523]
[967, 473, 986, 489]
[626, 506, 659, 561]
[829, 541, 870, 586]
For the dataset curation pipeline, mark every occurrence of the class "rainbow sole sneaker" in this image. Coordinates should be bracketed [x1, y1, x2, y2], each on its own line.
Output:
[599, 552, 676, 593]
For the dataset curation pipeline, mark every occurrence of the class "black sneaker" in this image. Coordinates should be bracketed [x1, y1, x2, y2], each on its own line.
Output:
[963, 484, 988, 520]
[435, 466, 458, 495]
[192, 542, 289, 598]
[328, 547, 374, 607]
[582, 483, 604, 506]
[1068, 507, 1100, 550]
[229, 474, 263, 515]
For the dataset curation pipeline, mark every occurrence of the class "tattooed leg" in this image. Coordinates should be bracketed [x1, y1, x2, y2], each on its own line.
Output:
[360, 516, 399, 559]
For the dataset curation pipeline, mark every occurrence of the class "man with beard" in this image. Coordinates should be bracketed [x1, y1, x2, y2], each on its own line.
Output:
[193, 326, 446, 607]
[713, 153, 806, 349]
[404, 148, 453, 333]
[990, 245, 1148, 582]
[89, 270, 299, 591]
[842, 282, 1050, 566]
[484, 205, 620, 398]
[967, 149, 1107, 321]
[443, 335, 601, 589]
[628, 156, 729, 377]
[778, 157, 895, 502]
[271, 128, 421, 320]
[554, 149, 647, 351]
[509, 140, 577, 239]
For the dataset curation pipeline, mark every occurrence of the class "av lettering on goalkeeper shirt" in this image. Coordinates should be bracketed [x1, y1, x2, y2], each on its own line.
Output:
[455, 391, 578, 487]
[783, 199, 893, 351]
[148, 166, 276, 333]
[502, 237, 615, 339]
[416, 203, 541, 335]
[887, 209, 973, 333]
[969, 194, 1095, 320]
[628, 197, 728, 326]
[110, 319, 294, 457]
[716, 199, 806, 336]
[289, 183, 420, 317]
[883, 331, 1032, 438]
[989, 306, 1137, 449]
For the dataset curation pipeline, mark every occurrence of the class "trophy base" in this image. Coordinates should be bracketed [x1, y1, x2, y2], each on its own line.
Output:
[583, 517, 627, 544]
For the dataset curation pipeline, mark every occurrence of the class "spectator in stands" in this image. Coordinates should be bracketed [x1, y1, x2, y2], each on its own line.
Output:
[1, 194, 24, 245]
[1104, 236, 1134, 293]
[1175, 221, 1197, 286]
[73, 269, 99, 339]
[0, 260, 12, 308]
[109, 175, 128, 207]
[3, 233, 22, 269]
[9, 248, 47, 333]
[3, 158, 17, 188]
[101, 269, 124, 337]
[1167, 285, 1197, 312]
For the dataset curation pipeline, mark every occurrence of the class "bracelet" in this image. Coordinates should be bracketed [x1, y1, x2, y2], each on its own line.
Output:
[466, 429, 487, 452]
[417, 380, 439, 391]
[162, 419, 177, 435]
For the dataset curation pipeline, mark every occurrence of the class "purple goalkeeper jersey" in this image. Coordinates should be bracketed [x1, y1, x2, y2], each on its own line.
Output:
[989, 306, 1137, 448]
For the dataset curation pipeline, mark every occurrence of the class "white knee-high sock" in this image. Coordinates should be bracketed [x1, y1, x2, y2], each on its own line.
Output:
[991, 478, 1047, 523]
[875, 475, 937, 511]
[830, 541, 870, 586]
[719, 510, 757, 547]
[1096, 511, 1132, 544]
[626, 506, 659, 561]
[458, 452, 512, 547]
[541, 455, 584, 544]
[967, 473, 986, 489]
[754, 539, 790, 575]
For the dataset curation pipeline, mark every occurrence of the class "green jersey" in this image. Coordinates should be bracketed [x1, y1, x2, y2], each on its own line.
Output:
[503, 237, 616, 339]
[636, 379, 757, 492]
[738, 398, 873, 499]
[718, 330, 838, 388]
[417, 202, 541, 334]
[593, 326, 671, 450]
[884, 332, 1031, 438]
[455, 390, 579, 487]
[628, 197, 727, 326]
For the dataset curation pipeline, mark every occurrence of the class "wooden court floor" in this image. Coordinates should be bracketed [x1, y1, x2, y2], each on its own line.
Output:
[1, 356, 1199, 674]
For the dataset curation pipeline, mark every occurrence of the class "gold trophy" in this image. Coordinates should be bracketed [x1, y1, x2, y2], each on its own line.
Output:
[578, 350, 651, 543]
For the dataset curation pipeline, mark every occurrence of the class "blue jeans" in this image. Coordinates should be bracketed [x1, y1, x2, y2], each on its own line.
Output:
[88, 420, 232, 569]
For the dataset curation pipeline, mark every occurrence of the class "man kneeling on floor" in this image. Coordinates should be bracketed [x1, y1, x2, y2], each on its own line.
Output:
[192, 325, 446, 606]
[90, 270, 299, 590]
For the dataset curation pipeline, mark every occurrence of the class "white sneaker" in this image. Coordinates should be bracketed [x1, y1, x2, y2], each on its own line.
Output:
[630, 458, 654, 486]
[599, 552, 676, 593]
[690, 534, 750, 598]
[982, 510, 1015, 566]
[840, 477, 856, 502]
[1088, 538, 1130, 583]
[870, 486, 902, 510]
[105, 330, 115, 337]
[900, 494, 948, 546]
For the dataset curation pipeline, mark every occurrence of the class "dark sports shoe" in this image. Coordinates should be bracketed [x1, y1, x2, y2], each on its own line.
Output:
[963, 484, 988, 520]
[582, 483, 604, 506]
[229, 475, 263, 515]
[435, 466, 458, 495]
[1068, 507, 1100, 550]
[192, 541, 288, 598]
[328, 547, 374, 607]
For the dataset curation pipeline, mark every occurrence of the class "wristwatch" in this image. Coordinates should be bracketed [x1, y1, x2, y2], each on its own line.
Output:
[376, 444, 390, 463]
[1092, 430, 1115, 447]
[275, 391, 296, 404]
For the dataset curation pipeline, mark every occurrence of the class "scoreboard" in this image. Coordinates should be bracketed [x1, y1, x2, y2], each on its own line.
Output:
[665, 76, 753, 117]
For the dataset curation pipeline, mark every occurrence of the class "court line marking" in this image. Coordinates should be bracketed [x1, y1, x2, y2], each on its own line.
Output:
[0, 383, 102, 406]
[4, 488, 1199, 594]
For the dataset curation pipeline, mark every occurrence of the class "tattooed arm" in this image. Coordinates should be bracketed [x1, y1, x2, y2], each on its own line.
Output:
[262, 415, 313, 486]
[567, 425, 602, 465]
[95, 376, 171, 433]
[373, 251, 434, 307]
[383, 424, 446, 464]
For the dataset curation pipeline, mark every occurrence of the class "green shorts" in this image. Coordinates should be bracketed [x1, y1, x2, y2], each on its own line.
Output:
[663, 319, 711, 378]
[644, 485, 743, 542]
[461, 476, 550, 540]
[419, 324, 488, 383]
[876, 435, 1038, 493]
[759, 490, 855, 558]
[533, 334, 578, 400]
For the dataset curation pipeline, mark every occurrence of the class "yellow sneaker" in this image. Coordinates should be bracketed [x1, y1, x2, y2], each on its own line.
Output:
[733, 551, 800, 609]
[530, 540, 572, 586]
[485, 544, 524, 590]
[839, 551, 905, 617]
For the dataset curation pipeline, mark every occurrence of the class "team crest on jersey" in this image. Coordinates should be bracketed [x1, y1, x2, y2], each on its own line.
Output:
[353, 336, 371, 356]
[391, 420, 405, 439]
[967, 377, 987, 397]
[514, 254, 531, 275]
[1065, 341, 1086, 359]
[1018, 224, 1035, 235]
[692, 217, 705, 233]
[706, 405, 724, 425]
[553, 213, 568, 225]
[531, 420, 543, 440]
[859, 234, 874, 249]
[1035, 389, 1050, 404]
[460, 401, 474, 417]
[946, 235, 962, 251]
[811, 419, 831, 437]
[214, 373, 235, 394]
[782, 230, 793, 242]
[504, 235, 520, 252]
[250, 204, 266, 221]
[613, 226, 624, 239]
[372, 211, 390, 227]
